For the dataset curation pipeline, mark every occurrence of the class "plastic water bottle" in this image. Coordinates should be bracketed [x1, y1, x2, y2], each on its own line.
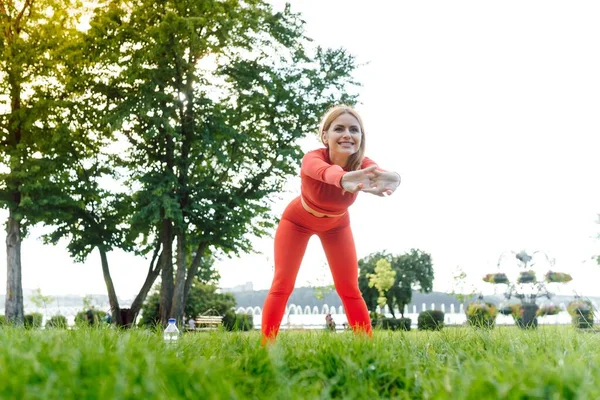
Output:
[164, 318, 179, 343]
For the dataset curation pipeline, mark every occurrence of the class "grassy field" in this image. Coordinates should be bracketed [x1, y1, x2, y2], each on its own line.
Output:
[0, 325, 598, 399]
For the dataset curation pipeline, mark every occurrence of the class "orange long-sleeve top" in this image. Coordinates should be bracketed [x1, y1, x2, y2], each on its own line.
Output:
[300, 148, 378, 215]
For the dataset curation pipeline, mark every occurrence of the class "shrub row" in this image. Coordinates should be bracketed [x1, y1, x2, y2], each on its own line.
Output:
[371, 310, 446, 331]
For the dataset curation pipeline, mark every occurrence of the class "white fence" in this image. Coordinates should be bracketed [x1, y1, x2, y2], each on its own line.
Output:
[20, 301, 599, 329]
[237, 301, 599, 330]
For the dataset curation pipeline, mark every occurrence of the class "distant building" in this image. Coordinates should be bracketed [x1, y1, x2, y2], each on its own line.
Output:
[221, 282, 254, 293]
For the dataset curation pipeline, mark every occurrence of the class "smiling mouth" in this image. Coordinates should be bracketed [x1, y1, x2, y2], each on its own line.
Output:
[338, 141, 354, 146]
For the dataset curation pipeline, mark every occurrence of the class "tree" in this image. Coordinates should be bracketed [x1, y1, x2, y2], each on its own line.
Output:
[449, 266, 479, 304]
[40, 153, 141, 327]
[0, 0, 87, 324]
[358, 251, 384, 312]
[29, 288, 54, 316]
[76, 0, 359, 325]
[387, 249, 434, 318]
[367, 258, 396, 307]
[359, 249, 434, 318]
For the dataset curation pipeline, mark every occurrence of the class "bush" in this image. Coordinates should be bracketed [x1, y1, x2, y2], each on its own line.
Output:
[45, 315, 68, 329]
[568, 299, 594, 329]
[499, 303, 538, 328]
[567, 299, 594, 317]
[0, 315, 5, 326]
[222, 310, 253, 331]
[418, 310, 444, 331]
[482, 273, 509, 284]
[399, 317, 412, 331]
[515, 304, 539, 329]
[572, 310, 594, 329]
[376, 317, 411, 331]
[499, 305, 515, 316]
[466, 302, 497, 329]
[75, 309, 107, 327]
[517, 271, 536, 284]
[545, 271, 572, 283]
[536, 304, 562, 317]
[24, 313, 43, 329]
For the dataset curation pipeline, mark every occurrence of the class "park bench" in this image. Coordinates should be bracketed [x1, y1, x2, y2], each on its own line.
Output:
[194, 309, 223, 331]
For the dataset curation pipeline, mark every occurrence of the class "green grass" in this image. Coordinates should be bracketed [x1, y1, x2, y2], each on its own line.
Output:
[0, 325, 599, 399]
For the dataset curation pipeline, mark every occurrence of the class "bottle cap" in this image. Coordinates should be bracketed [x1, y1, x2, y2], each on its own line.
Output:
[168, 318, 176, 324]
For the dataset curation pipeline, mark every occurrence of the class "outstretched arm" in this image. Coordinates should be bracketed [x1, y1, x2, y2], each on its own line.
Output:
[362, 170, 401, 196]
[301, 151, 346, 187]
[302, 151, 378, 191]
[340, 165, 378, 193]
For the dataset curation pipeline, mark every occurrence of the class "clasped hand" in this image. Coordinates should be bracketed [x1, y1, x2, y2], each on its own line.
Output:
[340, 165, 401, 196]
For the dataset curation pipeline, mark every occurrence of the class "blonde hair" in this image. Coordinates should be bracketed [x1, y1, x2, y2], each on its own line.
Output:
[319, 105, 366, 171]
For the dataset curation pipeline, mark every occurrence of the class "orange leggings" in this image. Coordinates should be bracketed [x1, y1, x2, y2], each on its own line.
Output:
[261, 196, 372, 342]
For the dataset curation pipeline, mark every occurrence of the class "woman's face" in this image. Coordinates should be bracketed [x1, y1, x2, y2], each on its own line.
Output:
[322, 113, 362, 156]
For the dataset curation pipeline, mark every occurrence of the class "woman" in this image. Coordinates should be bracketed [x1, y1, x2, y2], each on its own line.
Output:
[261, 105, 401, 343]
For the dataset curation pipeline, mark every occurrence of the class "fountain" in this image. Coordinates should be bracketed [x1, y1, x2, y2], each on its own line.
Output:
[482, 250, 572, 329]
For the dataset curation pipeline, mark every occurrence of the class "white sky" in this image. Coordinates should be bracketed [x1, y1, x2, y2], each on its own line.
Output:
[2, 0, 600, 300]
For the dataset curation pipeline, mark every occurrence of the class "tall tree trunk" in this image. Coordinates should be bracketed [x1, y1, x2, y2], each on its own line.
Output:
[183, 242, 208, 302]
[169, 230, 187, 322]
[158, 110, 175, 325]
[126, 242, 162, 326]
[387, 299, 396, 319]
[99, 247, 121, 325]
[170, 68, 195, 323]
[5, 213, 23, 325]
[5, 33, 23, 326]
[99, 241, 162, 328]
[159, 217, 174, 324]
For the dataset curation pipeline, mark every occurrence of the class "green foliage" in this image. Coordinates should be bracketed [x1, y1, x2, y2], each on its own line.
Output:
[500, 303, 539, 329]
[482, 273, 509, 284]
[417, 310, 445, 331]
[465, 302, 497, 329]
[517, 270, 536, 284]
[44, 0, 363, 326]
[194, 254, 221, 285]
[139, 280, 236, 327]
[367, 258, 396, 307]
[222, 311, 254, 331]
[2, 327, 600, 397]
[82, 296, 93, 311]
[0, 315, 5, 326]
[568, 299, 595, 329]
[500, 303, 522, 318]
[536, 304, 562, 316]
[83, 0, 361, 254]
[45, 315, 68, 329]
[138, 292, 162, 327]
[375, 317, 411, 331]
[515, 304, 539, 329]
[567, 299, 594, 318]
[359, 249, 434, 318]
[28, 289, 54, 310]
[24, 313, 43, 329]
[545, 271, 572, 283]
[74, 310, 108, 327]
[572, 312, 594, 329]
[449, 266, 479, 304]
[0, 0, 86, 219]
[0, 0, 93, 324]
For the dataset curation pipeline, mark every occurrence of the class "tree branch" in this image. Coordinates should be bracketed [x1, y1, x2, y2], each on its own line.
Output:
[148, 238, 162, 275]
[15, 0, 33, 28]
